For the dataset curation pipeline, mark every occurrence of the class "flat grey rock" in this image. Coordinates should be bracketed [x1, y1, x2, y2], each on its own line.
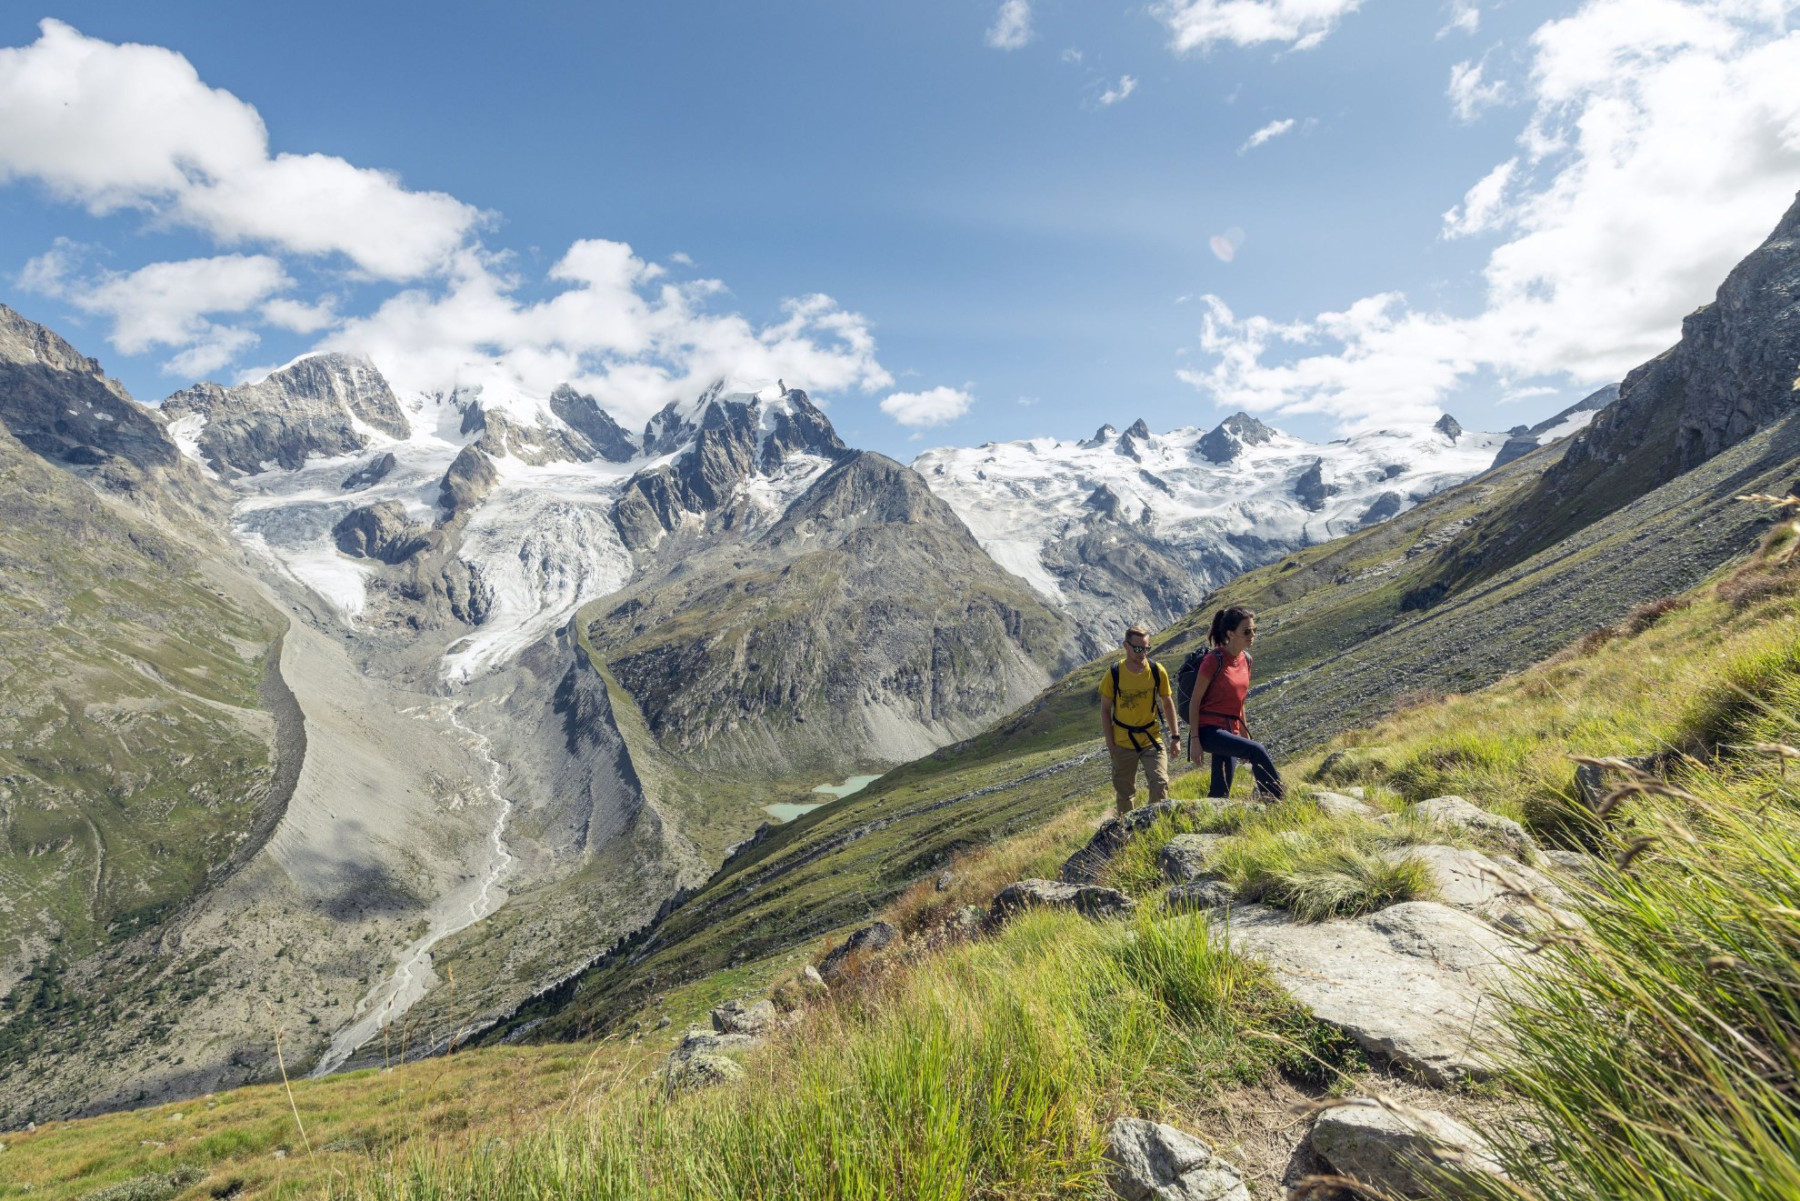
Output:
[1408, 796, 1533, 857]
[1104, 1116, 1251, 1201]
[1159, 833, 1228, 882]
[1222, 901, 1522, 1086]
[1165, 880, 1238, 911]
[1310, 1101, 1504, 1197]
[1312, 790, 1376, 818]
[992, 879, 1137, 922]
[1400, 844, 1569, 932]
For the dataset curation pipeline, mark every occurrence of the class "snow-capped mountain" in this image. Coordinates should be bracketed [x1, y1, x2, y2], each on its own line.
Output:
[913, 412, 1508, 655]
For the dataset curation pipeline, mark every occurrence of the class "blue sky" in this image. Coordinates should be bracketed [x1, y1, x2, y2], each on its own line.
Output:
[1, 1, 1797, 457]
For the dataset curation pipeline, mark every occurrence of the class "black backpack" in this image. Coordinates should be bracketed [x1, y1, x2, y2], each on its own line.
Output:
[1176, 647, 1250, 732]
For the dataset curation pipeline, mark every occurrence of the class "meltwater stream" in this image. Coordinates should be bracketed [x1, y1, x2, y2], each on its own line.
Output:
[310, 702, 516, 1076]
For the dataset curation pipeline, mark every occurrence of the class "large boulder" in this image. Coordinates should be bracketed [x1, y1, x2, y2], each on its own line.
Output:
[1400, 844, 1569, 932]
[816, 921, 899, 983]
[1104, 1116, 1251, 1201]
[711, 998, 777, 1036]
[991, 879, 1137, 923]
[1159, 833, 1228, 882]
[1408, 797, 1533, 858]
[656, 1052, 745, 1091]
[1061, 800, 1246, 884]
[1224, 901, 1523, 1086]
[1309, 1101, 1504, 1197]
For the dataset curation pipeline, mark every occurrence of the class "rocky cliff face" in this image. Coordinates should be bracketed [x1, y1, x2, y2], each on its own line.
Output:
[1426, 189, 1800, 597]
[594, 452, 1073, 774]
[161, 353, 409, 476]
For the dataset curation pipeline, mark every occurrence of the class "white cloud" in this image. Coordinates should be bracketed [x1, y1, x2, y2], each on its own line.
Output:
[1180, 0, 1800, 431]
[1152, 0, 1364, 53]
[879, 386, 973, 427]
[0, 20, 480, 279]
[1100, 75, 1139, 106]
[319, 244, 892, 428]
[1447, 58, 1507, 121]
[1239, 117, 1297, 152]
[1441, 158, 1518, 237]
[987, 0, 1033, 50]
[28, 250, 289, 355]
[1439, 1, 1481, 37]
[262, 296, 340, 334]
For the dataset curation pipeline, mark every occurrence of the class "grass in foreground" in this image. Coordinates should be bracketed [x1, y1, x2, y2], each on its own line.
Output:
[341, 908, 1362, 1201]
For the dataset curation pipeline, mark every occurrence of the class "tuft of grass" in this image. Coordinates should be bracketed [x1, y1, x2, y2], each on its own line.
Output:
[342, 907, 1361, 1200]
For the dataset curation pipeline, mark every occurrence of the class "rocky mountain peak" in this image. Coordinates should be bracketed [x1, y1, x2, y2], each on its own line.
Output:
[161, 352, 410, 476]
[1079, 424, 1117, 449]
[0, 303, 178, 474]
[1434, 414, 1464, 443]
[1197, 412, 1276, 464]
[1293, 458, 1339, 511]
[549, 384, 636, 462]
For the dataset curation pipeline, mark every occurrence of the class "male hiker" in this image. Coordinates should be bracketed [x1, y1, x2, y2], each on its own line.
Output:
[1099, 624, 1179, 816]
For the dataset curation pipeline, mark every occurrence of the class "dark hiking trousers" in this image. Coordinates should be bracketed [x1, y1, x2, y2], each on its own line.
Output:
[1195, 725, 1284, 800]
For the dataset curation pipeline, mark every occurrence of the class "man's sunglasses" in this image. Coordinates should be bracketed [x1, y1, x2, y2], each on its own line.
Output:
[1125, 642, 1150, 652]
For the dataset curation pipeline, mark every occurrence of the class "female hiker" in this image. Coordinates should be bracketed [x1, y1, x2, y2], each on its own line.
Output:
[1186, 606, 1285, 801]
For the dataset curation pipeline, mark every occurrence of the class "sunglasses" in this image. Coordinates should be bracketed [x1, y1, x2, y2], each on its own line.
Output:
[1125, 642, 1150, 652]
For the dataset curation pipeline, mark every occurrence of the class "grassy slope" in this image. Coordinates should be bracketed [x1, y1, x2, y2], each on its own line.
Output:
[486, 412, 1800, 1044]
[16, 534, 1800, 1199]
[0, 429, 284, 988]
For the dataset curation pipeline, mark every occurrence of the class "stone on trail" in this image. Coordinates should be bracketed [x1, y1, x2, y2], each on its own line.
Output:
[656, 1052, 745, 1091]
[1408, 796, 1534, 858]
[1309, 1101, 1505, 1198]
[711, 997, 777, 1035]
[991, 879, 1137, 923]
[1165, 880, 1237, 912]
[816, 920, 899, 983]
[1399, 844, 1570, 932]
[1222, 901, 1522, 1086]
[1061, 800, 1248, 884]
[1311, 789, 1375, 818]
[1159, 833, 1228, 882]
[1104, 1116, 1251, 1201]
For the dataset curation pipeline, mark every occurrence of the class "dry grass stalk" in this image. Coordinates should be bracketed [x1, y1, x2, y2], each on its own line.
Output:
[262, 999, 313, 1157]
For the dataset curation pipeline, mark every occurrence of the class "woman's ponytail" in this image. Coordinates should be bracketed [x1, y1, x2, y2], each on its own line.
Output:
[1209, 605, 1256, 647]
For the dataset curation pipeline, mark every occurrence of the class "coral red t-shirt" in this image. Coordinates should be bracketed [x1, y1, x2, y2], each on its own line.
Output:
[1192, 649, 1250, 736]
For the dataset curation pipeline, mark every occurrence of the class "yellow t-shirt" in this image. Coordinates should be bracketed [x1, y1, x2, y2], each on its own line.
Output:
[1100, 660, 1170, 743]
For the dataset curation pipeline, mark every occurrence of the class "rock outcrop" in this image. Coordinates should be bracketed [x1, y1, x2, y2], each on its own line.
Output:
[1196, 412, 1275, 465]
[817, 921, 899, 983]
[990, 879, 1137, 923]
[331, 501, 431, 564]
[549, 384, 636, 462]
[1223, 901, 1521, 1086]
[341, 451, 397, 490]
[438, 444, 498, 520]
[1293, 458, 1337, 511]
[161, 353, 408, 476]
[1104, 1117, 1251, 1201]
[1308, 1102, 1504, 1198]
[1407, 796, 1533, 858]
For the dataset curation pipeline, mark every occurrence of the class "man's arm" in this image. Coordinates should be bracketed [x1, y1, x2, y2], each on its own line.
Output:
[1160, 692, 1180, 750]
[1101, 696, 1117, 750]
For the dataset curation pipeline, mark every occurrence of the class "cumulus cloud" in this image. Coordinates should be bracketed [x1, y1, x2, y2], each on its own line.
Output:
[1239, 117, 1297, 152]
[319, 244, 892, 428]
[1447, 58, 1507, 121]
[1152, 0, 1364, 53]
[1099, 75, 1139, 105]
[27, 248, 288, 353]
[0, 22, 895, 406]
[1179, 0, 1800, 431]
[986, 0, 1033, 50]
[0, 19, 481, 279]
[879, 386, 973, 428]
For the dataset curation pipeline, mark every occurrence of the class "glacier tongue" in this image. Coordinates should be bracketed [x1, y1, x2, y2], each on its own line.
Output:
[441, 487, 633, 684]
